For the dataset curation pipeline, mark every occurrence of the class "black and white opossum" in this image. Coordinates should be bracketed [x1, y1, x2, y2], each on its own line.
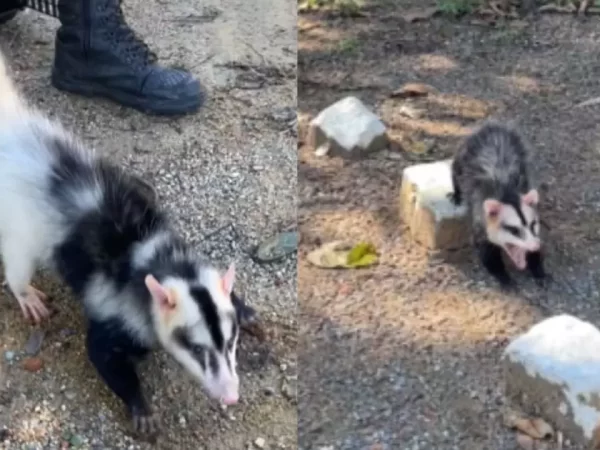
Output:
[450, 122, 546, 287]
[0, 50, 256, 434]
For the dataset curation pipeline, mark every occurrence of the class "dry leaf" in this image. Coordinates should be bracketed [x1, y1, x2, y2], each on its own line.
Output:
[531, 418, 554, 440]
[390, 82, 437, 98]
[400, 7, 439, 23]
[538, 3, 576, 13]
[398, 104, 423, 119]
[504, 411, 554, 440]
[22, 357, 43, 372]
[306, 241, 378, 269]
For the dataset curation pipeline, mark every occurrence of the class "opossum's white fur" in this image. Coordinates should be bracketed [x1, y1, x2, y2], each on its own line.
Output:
[0, 53, 80, 293]
[0, 50, 240, 404]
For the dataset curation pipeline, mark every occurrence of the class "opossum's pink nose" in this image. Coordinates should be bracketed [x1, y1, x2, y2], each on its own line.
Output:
[221, 394, 239, 405]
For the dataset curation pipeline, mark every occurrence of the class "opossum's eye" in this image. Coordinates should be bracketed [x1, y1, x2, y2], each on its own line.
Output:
[530, 220, 538, 235]
[503, 225, 521, 238]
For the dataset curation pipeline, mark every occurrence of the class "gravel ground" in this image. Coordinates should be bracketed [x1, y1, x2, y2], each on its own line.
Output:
[0, 1, 297, 449]
[299, 3, 600, 449]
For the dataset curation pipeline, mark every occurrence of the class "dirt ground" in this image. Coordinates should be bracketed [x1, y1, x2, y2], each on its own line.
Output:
[0, 1, 296, 449]
[298, 2, 600, 449]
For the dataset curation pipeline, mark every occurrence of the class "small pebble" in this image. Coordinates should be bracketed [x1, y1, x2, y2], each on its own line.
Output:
[22, 357, 43, 372]
[64, 391, 76, 401]
[281, 382, 295, 400]
[60, 328, 76, 338]
[254, 437, 266, 448]
[255, 232, 298, 263]
[264, 387, 275, 396]
[69, 434, 85, 448]
[24, 329, 45, 356]
[3, 351, 14, 362]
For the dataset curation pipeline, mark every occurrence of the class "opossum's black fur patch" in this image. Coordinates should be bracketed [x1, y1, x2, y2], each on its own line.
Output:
[451, 122, 546, 287]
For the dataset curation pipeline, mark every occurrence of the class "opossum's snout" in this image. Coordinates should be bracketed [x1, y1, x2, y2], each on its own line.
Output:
[527, 240, 541, 252]
[211, 369, 240, 405]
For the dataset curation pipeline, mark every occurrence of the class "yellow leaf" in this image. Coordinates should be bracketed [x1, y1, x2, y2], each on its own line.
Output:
[346, 242, 377, 266]
[306, 241, 378, 269]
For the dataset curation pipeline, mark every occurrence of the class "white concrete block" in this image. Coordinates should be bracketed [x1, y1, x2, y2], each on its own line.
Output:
[399, 159, 468, 250]
[503, 315, 600, 446]
[308, 96, 388, 157]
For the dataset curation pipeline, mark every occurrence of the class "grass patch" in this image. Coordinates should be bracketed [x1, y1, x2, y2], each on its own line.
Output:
[436, 0, 482, 16]
[337, 37, 360, 55]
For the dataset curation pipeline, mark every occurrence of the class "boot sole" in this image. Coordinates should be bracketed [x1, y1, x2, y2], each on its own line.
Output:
[51, 70, 205, 116]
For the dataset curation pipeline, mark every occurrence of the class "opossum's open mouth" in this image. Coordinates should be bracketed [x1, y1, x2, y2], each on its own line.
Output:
[504, 244, 527, 270]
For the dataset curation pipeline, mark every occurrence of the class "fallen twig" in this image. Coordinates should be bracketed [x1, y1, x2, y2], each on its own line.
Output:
[538, 3, 576, 13]
[574, 96, 600, 108]
[579, 0, 590, 15]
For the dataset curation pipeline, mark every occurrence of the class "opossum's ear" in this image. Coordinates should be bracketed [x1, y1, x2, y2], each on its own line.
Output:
[145, 274, 177, 310]
[521, 189, 539, 207]
[483, 199, 503, 219]
[221, 263, 236, 296]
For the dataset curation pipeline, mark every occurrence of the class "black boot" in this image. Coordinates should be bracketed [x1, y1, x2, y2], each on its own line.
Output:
[52, 0, 204, 115]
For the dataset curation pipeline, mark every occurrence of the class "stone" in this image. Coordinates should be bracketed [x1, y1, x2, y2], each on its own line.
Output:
[24, 329, 45, 356]
[254, 437, 266, 448]
[399, 159, 468, 250]
[308, 96, 388, 158]
[22, 357, 43, 372]
[255, 231, 298, 262]
[503, 314, 600, 447]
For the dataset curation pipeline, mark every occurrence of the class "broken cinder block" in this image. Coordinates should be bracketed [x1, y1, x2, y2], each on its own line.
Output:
[503, 315, 600, 447]
[399, 159, 468, 250]
[308, 96, 388, 158]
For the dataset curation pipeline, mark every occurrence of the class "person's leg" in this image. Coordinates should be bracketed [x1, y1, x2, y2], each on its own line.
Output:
[31, 0, 204, 115]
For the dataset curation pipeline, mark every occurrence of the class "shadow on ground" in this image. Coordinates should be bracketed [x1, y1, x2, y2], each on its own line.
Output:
[298, 2, 600, 449]
[0, 0, 297, 449]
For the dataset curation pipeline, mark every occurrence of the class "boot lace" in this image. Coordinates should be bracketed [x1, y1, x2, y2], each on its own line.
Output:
[100, 0, 158, 68]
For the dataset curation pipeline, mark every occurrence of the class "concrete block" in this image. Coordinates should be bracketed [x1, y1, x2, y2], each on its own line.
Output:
[503, 315, 600, 446]
[399, 159, 468, 250]
[308, 96, 388, 158]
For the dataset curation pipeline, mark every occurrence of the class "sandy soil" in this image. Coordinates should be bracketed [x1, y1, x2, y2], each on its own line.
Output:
[298, 2, 600, 449]
[0, 0, 297, 449]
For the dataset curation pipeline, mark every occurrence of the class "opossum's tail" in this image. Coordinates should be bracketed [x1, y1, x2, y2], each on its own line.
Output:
[0, 48, 25, 115]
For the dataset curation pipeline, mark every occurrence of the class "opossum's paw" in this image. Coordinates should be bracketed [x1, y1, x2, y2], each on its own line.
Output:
[533, 272, 552, 289]
[132, 407, 160, 437]
[17, 286, 50, 324]
[446, 191, 461, 206]
[496, 274, 517, 293]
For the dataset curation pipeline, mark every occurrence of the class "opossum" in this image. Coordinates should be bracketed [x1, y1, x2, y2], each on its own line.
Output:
[450, 122, 546, 287]
[0, 50, 256, 435]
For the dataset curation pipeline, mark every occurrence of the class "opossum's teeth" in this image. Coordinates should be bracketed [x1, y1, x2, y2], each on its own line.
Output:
[504, 244, 527, 270]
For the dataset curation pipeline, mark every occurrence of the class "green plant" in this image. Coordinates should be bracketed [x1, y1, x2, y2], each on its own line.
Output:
[338, 37, 360, 54]
[436, 0, 481, 16]
[337, 0, 363, 16]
